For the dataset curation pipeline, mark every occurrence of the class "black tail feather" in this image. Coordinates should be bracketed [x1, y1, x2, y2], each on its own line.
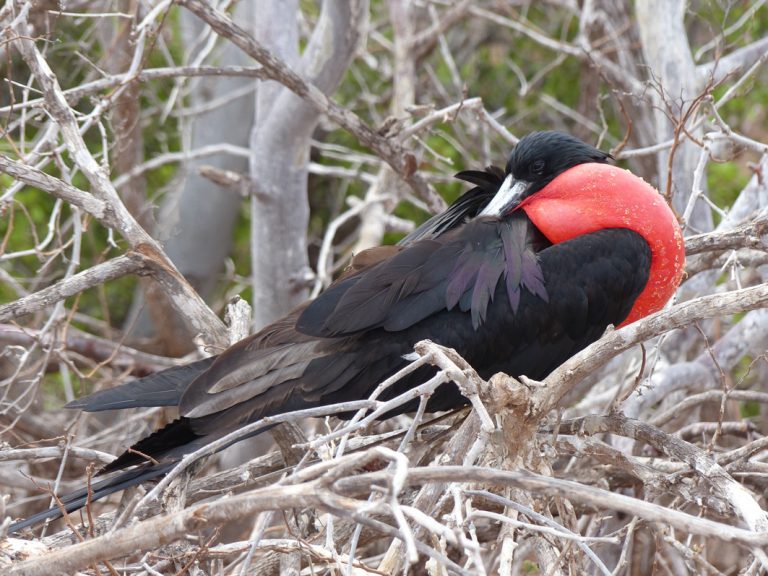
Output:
[8, 462, 175, 534]
[99, 418, 201, 474]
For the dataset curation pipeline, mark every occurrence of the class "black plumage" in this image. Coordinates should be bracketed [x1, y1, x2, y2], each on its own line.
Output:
[10, 131, 652, 533]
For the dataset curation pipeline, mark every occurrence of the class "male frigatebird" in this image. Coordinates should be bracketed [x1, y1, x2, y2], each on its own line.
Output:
[10, 131, 684, 532]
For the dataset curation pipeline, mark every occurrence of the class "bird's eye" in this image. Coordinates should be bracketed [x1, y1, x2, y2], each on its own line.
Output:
[532, 159, 545, 174]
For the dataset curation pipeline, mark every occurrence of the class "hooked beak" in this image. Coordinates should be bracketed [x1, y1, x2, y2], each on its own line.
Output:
[479, 174, 531, 217]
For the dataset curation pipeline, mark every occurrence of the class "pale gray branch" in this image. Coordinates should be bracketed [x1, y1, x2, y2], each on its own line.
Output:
[178, 0, 446, 213]
[0, 254, 144, 323]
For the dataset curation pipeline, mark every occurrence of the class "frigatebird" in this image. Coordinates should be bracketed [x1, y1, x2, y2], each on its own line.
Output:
[10, 131, 684, 532]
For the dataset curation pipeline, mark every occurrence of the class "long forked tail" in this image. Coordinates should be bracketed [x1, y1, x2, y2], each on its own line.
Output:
[9, 418, 204, 534]
[8, 359, 215, 534]
[8, 462, 175, 534]
[9, 418, 278, 534]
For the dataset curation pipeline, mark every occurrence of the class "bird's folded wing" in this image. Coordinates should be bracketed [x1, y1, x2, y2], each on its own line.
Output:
[296, 214, 546, 337]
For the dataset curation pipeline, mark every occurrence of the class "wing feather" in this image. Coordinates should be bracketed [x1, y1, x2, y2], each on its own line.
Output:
[297, 214, 547, 338]
[64, 357, 216, 412]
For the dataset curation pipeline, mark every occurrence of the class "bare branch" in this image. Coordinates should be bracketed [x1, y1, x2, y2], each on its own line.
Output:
[178, 0, 447, 213]
[536, 282, 768, 416]
[0, 254, 144, 323]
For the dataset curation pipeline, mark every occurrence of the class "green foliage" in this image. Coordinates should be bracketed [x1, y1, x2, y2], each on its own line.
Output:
[708, 161, 751, 222]
[741, 400, 760, 419]
[523, 559, 540, 574]
[0, 188, 59, 303]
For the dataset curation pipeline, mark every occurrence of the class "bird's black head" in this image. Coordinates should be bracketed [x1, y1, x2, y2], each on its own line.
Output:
[413, 131, 613, 241]
[507, 131, 611, 191]
[481, 131, 612, 217]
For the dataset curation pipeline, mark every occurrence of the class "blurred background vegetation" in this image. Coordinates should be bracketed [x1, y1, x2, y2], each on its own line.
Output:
[2, 1, 768, 573]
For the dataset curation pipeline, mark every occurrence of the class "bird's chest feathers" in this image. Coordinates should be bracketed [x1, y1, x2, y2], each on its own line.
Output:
[519, 163, 685, 325]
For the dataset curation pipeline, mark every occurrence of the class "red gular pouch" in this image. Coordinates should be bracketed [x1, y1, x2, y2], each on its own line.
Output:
[518, 163, 685, 327]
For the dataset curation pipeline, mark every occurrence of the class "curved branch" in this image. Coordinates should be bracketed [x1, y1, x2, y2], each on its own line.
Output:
[698, 37, 768, 86]
[0, 254, 144, 323]
[178, 0, 446, 213]
[536, 281, 768, 416]
[558, 413, 768, 532]
[684, 211, 768, 256]
[8, 10, 228, 346]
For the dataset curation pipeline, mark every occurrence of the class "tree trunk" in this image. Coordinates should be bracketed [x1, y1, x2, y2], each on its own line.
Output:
[636, 0, 713, 233]
[124, 1, 256, 355]
[248, 0, 368, 329]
